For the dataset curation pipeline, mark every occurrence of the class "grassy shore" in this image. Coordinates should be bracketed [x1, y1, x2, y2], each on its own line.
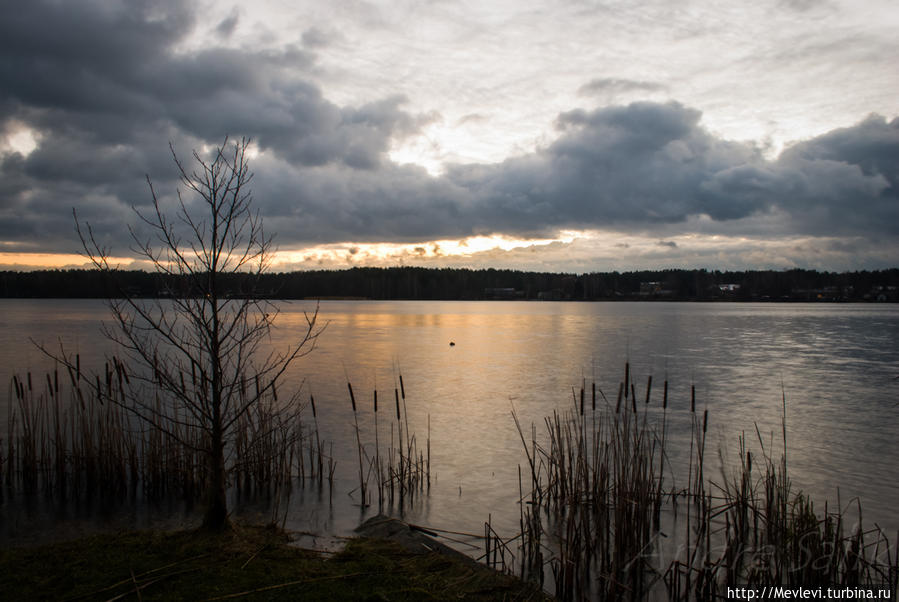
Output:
[0, 523, 550, 601]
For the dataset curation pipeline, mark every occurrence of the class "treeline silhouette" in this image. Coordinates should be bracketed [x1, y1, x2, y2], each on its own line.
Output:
[2, 267, 898, 302]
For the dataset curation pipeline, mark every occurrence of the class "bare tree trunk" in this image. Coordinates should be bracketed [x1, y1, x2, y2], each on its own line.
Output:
[203, 424, 228, 530]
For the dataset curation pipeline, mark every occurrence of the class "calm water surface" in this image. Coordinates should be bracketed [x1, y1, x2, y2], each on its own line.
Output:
[2, 299, 897, 545]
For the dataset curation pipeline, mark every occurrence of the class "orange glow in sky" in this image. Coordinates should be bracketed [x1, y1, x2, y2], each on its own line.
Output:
[0, 252, 135, 271]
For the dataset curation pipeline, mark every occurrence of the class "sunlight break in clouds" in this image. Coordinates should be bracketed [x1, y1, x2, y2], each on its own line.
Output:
[271, 234, 575, 271]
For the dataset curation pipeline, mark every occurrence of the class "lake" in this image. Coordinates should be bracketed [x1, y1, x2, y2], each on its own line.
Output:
[2, 299, 898, 548]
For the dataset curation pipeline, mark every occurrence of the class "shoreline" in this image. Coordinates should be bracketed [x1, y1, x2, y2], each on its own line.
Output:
[0, 518, 550, 600]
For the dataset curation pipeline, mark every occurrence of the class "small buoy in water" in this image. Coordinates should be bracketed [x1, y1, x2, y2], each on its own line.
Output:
[449, 341, 455, 346]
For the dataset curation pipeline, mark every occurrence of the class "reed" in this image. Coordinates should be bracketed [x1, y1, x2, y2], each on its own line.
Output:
[509, 364, 897, 601]
[347, 381, 368, 507]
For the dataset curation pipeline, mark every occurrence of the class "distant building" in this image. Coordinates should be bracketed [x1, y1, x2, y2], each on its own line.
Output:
[639, 282, 673, 296]
[639, 282, 662, 295]
[868, 285, 898, 302]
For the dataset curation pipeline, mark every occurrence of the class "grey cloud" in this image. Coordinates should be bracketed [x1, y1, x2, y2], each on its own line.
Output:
[456, 102, 764, 231]
[258, 102, 895, 245]
[301, 27, 338, 48]
[780, 115, 899, 188]
[249, 159, 471, 243]
[444, 102, 894, 240]
[779, 0, 835, 13]
[703, 114, 899, 236]
[578, 78, 667, 96]
[215, 8, 240, 38]
[1, 0, 420, 169]
[0, 152, 29, 209]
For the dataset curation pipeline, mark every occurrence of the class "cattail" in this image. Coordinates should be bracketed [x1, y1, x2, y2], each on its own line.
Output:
[663, 380, 668, 409]
[373, 389, 378, 413]
[691, 385, 695, 412]
[395, 388, 401, 421]
[348, 382, 357, 412]
[624, 362, 629, 398]
[645, 375, 652, 404]
[310, 394, 317, 419]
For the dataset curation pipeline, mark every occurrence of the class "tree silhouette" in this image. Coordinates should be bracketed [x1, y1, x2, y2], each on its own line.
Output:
[73, 138, 321, 529]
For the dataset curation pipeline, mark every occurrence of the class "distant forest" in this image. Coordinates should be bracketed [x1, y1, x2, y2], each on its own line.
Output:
[2, 267, 898, 302]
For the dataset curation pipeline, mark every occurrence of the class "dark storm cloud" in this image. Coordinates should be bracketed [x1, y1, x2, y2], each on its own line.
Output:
[0, 152, 29, 209]
[0, 0, 429, 252]
[0, 0, 420, 167]
[446, 102, 766, 233]
[444, 103, 896, 239]
[244, 102, 895, 246]
[0, 0, 896, 260]
[248, 159, 471, 244]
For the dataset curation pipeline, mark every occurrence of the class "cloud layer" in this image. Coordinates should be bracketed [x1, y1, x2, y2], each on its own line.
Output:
[1, 0, 897, 269]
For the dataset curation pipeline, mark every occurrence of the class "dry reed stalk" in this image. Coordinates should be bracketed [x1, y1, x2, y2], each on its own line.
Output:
[347, 381, 367, 506]
[373, 389, 384, 510]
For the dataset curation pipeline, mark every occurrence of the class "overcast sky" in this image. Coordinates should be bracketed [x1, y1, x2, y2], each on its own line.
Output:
[1, 0, 897, 273]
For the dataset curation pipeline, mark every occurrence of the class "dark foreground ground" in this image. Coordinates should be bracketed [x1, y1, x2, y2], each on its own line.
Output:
[0, 517, 550, 601]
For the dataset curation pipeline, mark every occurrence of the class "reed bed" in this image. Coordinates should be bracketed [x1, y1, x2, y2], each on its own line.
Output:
[2, 360, 325, 509]
[509, 363, 898, 601]
[2, 362, 433, 530]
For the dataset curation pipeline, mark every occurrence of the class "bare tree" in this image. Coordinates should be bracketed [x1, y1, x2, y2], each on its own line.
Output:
[73, 137, 321, 530]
